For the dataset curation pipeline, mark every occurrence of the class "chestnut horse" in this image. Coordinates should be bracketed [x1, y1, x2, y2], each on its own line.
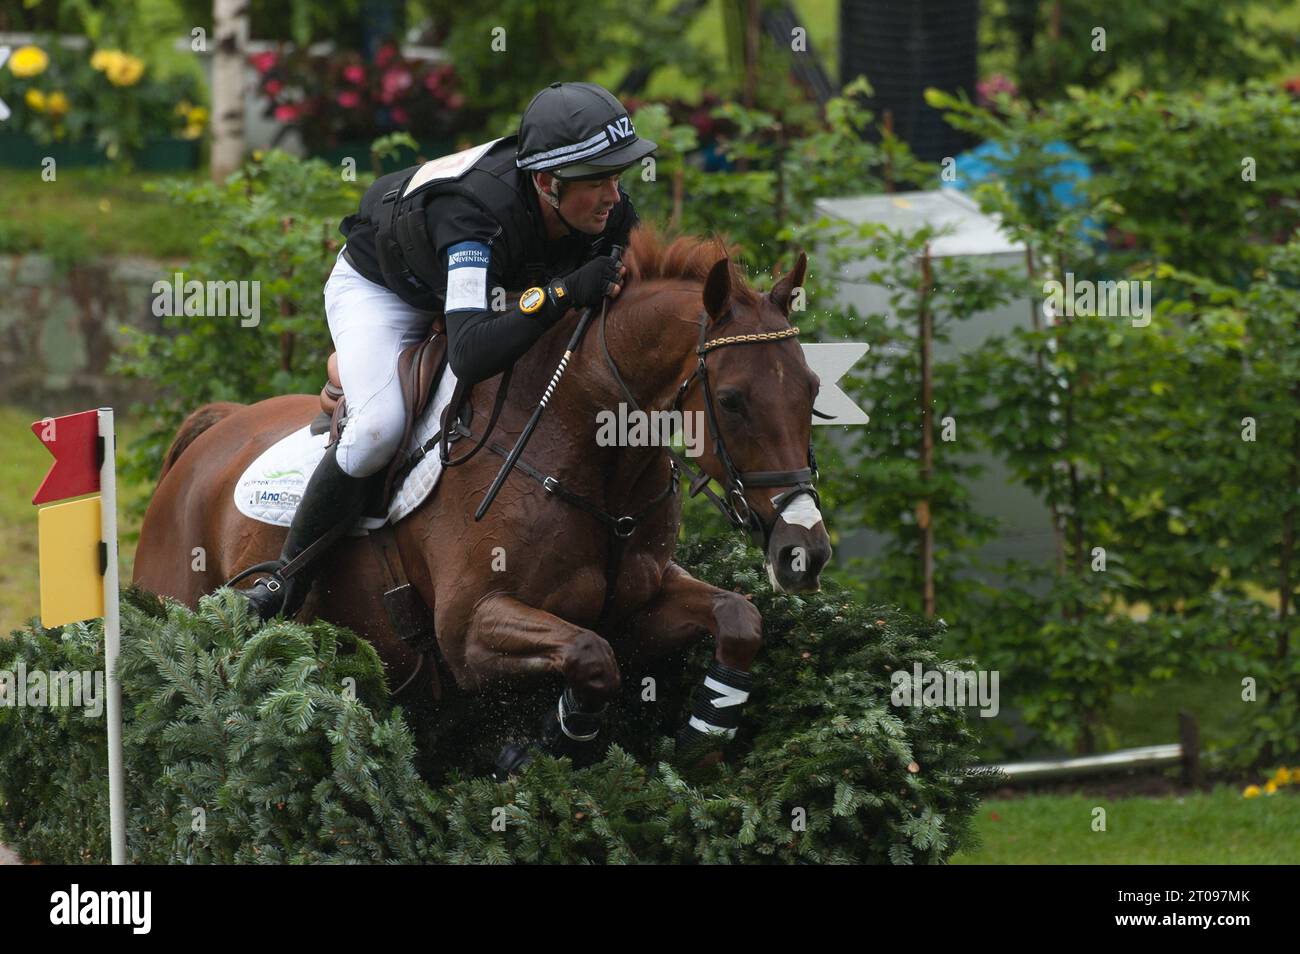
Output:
[132, 228, 832, 762]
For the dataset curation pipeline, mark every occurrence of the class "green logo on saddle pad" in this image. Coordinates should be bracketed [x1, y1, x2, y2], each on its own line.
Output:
[263, 468, 304, 480]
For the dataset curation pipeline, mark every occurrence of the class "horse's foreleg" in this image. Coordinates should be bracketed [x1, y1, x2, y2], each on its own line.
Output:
[625, 561, 763, 752]
[459, 593, 621, 769]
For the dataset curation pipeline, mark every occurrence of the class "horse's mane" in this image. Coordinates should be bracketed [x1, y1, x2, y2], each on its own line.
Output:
[624, 224, 761, 308]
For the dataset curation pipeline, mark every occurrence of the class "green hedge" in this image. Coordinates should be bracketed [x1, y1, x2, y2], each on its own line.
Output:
[0, 538, 985, 864]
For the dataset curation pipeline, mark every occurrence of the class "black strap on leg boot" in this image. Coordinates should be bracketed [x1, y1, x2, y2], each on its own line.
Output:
[493, 691, 610, 779]
[539, 687, 609, 765]
[676, 661, 753, 753]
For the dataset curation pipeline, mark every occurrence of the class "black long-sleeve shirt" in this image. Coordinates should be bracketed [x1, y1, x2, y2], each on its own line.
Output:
[341, 182, 638, 384]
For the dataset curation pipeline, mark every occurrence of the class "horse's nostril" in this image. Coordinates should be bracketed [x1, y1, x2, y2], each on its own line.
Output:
[779, 545, 814, 575]
[774, 539, 830, 580]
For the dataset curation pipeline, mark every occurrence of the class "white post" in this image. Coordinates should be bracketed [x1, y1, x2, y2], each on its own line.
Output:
[98, 407, 126, 865]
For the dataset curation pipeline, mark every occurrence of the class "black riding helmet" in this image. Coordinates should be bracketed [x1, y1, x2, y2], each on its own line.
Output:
[516, 81, 657, 181]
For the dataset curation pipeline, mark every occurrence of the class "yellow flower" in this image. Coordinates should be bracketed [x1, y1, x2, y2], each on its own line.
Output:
[174, 100, 192, 117]
[1243, 785, 1261, 798]
[1265, 780, 1278, 795]
[186, 106, 208, 127]
[25, 88, 47, 112]
[46, 91, 69, 117]
[90, 49, 121, 72]
[9, 46, 49, 78]
[181, 123, 203, 140]
[1275, 767, 1293, 786]
[106, 54, 145, 87]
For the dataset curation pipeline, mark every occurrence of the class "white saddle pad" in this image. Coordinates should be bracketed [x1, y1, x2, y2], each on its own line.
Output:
[233, 365, 461, 529]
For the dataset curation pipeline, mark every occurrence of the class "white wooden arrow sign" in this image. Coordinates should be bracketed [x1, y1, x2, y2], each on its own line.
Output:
[801, 342, 870, 425]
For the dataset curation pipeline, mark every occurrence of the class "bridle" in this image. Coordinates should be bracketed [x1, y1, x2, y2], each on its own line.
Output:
[599, 306, 823, 550]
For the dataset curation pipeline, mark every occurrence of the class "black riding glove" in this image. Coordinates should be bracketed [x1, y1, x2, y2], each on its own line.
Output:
[548, 254, 622, 313]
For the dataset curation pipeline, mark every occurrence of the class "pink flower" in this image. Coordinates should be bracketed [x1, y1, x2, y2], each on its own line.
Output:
[380, 67, 413, 104]
[337, 90, 361, 109]
[390, 105, 409, 125]
[264, 79, 282, 96]
[424, 70, 442, 93]
[976, 73, 1019, 107]
[375, 43, 398, 68]
[447, 92, 465, 110]
[249, 51, 278, 74]
[343, 64, 366, 85]
[274, 103, 301, 123]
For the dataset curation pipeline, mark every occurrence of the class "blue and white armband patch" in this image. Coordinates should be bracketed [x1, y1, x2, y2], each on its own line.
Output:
[444, 241, 490, 313]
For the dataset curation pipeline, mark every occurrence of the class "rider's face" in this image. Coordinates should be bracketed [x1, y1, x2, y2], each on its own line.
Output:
[556, 173, 622, 235]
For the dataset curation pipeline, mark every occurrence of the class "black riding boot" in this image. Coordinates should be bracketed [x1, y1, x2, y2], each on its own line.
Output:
[241, 442, 374, 622]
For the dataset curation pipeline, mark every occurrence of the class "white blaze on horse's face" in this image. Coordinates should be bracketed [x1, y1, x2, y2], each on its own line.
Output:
[776, 492, 824, 530]
[763, 488, 832, 593]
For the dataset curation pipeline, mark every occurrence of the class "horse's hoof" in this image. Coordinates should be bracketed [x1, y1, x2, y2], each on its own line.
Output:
[492, 742, 535, 780]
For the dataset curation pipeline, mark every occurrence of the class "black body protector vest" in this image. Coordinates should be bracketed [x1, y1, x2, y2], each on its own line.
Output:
[359, 135, 554, 312]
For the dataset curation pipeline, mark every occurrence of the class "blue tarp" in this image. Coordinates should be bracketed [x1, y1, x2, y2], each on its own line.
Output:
[950, 139, 1092, 210]
[949, 139, 1101, 246]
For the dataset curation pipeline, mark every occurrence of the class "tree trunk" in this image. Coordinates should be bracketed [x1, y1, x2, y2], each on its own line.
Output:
[1280, 381, 1299, 660]
[211, 0, 249, 182]
[919, 245, 935, 618]
[743, 0, 759, 109]
[1028, 244, 1067, 576]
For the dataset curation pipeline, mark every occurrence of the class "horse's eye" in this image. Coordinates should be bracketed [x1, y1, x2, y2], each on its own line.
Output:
[718, 390, 745, 413]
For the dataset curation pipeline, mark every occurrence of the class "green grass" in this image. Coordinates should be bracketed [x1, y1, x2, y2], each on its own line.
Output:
[0, 167, 208, 261]
[1, 404, 149, 638]
[953, 786, 1300, 864]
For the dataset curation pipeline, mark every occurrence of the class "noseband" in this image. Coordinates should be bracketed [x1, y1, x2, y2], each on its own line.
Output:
[601, 307, 822, 549]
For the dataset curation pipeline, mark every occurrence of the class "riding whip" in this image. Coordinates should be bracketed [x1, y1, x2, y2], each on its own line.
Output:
[473, 244, 625, 521]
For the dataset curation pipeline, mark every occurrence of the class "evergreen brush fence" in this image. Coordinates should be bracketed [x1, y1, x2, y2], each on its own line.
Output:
[0, 539, 984, 864]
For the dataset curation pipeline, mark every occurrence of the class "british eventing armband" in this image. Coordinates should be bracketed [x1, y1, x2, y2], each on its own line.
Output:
[444, 241, 492, 313]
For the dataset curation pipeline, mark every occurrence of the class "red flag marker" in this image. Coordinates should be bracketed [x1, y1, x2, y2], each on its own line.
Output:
[31, 409, 100, 505]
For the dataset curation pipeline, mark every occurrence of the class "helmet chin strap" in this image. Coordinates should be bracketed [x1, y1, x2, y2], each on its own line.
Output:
[537, 175, 581, 236]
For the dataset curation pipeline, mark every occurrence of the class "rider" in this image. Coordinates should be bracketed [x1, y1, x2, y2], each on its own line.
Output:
[239, 81, 657, 622]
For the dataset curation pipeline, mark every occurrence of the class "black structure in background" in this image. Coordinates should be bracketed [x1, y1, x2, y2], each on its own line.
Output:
[840, 0, 980, 161]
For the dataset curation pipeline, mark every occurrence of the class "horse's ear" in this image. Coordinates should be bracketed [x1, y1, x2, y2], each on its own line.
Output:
[769, 251, 808, 316]
[702, 257, 732, 324]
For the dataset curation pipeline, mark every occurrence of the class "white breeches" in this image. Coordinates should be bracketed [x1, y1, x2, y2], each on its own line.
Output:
[324, 248, 438, 478]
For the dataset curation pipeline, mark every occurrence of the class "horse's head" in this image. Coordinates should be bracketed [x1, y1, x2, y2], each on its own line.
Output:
[676, 250, 833, 592]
